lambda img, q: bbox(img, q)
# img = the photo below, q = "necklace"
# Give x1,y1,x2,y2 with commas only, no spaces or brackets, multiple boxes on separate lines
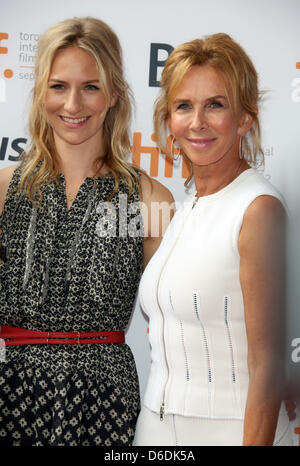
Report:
66,192,77,203
66,180,87,204
192,196,199,209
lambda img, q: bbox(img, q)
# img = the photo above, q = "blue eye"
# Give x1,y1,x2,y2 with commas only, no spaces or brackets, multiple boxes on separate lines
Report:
50,83,65,90
209,100,223,108
177,103,190,110
85,84,99,91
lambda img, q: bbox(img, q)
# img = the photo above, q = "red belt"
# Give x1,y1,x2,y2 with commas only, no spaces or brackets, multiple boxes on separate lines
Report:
0,325,125,346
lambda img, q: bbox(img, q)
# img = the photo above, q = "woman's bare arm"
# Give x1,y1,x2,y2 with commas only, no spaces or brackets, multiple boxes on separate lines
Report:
239,195,286,446
139,174,175,269
0,165,17,217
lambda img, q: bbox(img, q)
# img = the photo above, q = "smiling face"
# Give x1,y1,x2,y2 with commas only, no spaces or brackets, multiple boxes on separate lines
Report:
168,65,251,169
44,46,116,152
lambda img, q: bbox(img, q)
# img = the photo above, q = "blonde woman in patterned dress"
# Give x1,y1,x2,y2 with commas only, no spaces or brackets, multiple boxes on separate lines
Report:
0,17,173,446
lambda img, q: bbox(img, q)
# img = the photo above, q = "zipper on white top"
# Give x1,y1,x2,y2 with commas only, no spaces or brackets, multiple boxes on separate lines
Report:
158,307,169,421
157,198,195,422
157,275,170,422
160,402,165,421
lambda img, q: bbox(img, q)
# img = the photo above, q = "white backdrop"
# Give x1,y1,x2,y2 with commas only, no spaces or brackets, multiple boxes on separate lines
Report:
1,0,300,443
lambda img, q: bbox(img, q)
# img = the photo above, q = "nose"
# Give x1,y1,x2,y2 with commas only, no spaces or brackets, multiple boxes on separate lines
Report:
64,88,83,114
190,108,208,131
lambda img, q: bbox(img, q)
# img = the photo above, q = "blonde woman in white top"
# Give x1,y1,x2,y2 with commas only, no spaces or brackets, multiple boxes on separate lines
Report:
134,33,292,446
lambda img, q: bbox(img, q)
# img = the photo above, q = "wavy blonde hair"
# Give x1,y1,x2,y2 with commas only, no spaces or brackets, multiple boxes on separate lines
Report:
154,33,264,187
19,16,139,203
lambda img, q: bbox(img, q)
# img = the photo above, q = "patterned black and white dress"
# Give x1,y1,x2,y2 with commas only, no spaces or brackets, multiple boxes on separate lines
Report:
0,166,143,446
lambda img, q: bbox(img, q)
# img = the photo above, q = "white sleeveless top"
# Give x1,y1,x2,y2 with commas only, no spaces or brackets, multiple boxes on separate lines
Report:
139,169,285,419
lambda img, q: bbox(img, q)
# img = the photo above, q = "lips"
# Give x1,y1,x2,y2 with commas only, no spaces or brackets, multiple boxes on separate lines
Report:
188,137,216,149
61,116,89,123
59,115,90,128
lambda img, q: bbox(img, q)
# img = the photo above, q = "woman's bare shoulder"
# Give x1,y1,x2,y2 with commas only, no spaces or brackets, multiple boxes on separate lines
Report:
239,194,285,258
139,173,174,204
0,165,18,215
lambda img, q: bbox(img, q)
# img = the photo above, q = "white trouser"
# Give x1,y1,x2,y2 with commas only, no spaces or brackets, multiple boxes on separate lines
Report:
133,405,293,446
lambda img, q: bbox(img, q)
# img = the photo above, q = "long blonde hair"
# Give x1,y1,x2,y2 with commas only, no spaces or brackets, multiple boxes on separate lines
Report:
20,17,139,202
154,33,264,187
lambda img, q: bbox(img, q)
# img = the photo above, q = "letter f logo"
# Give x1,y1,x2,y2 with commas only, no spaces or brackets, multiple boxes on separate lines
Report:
0,33,8,54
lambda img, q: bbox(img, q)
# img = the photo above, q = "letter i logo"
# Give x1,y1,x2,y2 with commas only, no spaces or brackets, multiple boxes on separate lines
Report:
0,32,14,103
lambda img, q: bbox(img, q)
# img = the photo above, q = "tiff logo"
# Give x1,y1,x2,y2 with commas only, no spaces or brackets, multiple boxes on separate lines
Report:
0,32,13,103
131,132,189,179
0,32,8,54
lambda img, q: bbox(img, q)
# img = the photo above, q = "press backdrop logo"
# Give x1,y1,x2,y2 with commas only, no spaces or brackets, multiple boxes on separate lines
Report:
0,32,13,102
18,31,39,80
131,132,189,179
0,30,39,103
149,43,174,87
0,31,38,160
291,62,300,103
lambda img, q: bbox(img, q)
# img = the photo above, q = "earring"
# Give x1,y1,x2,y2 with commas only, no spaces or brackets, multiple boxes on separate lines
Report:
170,135,180,161
239,136,244,160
